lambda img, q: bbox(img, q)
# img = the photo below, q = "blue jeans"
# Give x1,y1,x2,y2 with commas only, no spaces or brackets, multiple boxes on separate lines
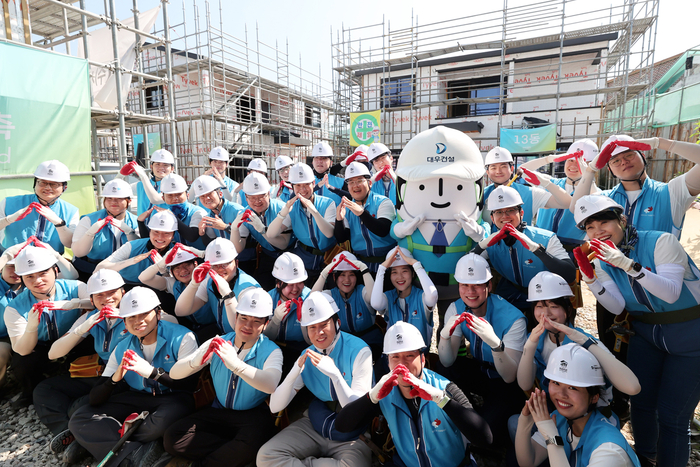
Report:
627,319,700,467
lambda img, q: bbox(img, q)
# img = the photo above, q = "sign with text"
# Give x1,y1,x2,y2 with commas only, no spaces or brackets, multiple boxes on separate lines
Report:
350,110,381,147
499,125,556,154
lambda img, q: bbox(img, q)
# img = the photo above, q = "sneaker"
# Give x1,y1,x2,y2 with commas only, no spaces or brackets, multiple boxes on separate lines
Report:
10,395,31,409
62,440,89,464
138,440,166,467
50,429,75,455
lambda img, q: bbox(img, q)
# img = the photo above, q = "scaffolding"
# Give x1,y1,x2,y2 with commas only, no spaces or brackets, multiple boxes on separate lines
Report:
331,0,659,176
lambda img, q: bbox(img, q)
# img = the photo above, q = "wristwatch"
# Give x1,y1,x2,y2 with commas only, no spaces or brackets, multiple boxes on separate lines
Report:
152,367,166,381
491,341,505,353
630,262,645,279
55,220,67,227
582,337,597,350
545,435,564,447
437,391,452,409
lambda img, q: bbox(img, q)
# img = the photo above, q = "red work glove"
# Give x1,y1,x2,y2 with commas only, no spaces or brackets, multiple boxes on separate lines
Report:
120,161,139,176
553,150,583,163
573,246,595,283
478,224,510,249
192,261,211,284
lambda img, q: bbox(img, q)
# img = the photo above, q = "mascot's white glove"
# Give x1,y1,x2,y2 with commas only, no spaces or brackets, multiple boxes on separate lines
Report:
454,211,485,242
393,215,424,238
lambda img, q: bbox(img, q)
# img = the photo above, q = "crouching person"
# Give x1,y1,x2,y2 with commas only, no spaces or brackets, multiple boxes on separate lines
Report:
337,321,493,466
257,291,374,467
162,289,282,467
68,287,199,467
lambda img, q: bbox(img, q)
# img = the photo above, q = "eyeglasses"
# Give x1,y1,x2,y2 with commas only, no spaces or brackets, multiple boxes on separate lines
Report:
346,178,368,187
37,180,63,190
492,208,519,217
609,152,637,168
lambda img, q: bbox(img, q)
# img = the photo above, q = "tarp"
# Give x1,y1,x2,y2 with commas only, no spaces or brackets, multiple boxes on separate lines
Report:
0,40,94,215
651,82,700,128
499,124,557,154
654,49,700,95
349,109,381,147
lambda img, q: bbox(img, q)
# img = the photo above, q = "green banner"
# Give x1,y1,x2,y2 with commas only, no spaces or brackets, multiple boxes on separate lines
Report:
0,41,94,215
499,125,557,154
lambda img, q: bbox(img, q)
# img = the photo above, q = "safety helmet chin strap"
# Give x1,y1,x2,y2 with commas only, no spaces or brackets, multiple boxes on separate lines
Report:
613,151,646,190
138,309,160,347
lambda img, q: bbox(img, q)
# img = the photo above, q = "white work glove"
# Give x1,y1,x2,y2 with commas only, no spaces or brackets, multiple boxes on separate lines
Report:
478,224,510,249
85,217,110,236
25,305,43,333
589,239,634,272
35,204,64,226
464,313,502,350
52,298,93,310
110,217,134,235
232,210,246,229
393,215,424,238
635,137,659,149
402,369,446,404
73,306,120,336
1,242,26,262
272,300,293,324
313,355,343,382
440,313,469,340
154,253,168,274
504,224,541,252
209,271,232,297
122,350,155,378
188,338,216,369
368,365,408,403
521,168,552,188
246,211,266,233
454,211,485,242
215,340,247,374
5,205,36,224
349,259,368,273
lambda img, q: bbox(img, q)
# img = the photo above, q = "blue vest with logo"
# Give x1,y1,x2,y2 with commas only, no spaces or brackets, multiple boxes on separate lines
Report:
84,309,130,363
82,209,139,262
173,280,215,326
301,331,369,402
315,173,345,206
206,271,261,334
600,230,700,314
535,178,585,244
371,177,396,205
330,286,375,334
210,332,280,410
3,194,78,255
113,320,192,395
385,286,433,345
456,294,525,379
242,199,290,254
8,279,82,342
603,177,679,238
204,200,246,241
379,369,467,467
136,178,161,215
553,409,640,467
267,286,310,343
289,194,336,252
118,238,174,284
485,182,537,226
347,192,396,258
273,185,294,203
487,225,556,288
0,279,21,339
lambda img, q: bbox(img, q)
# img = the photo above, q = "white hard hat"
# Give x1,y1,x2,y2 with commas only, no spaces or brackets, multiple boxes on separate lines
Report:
527,271,573,302
454,253,492,284
368,142,390,161
34,160,70,182
329,252,360,272
396,126,484,182
205,238,238,265
355,144,369,153
486,185,523,211
147,210,178,232
345,162,371,179
312,142,333,158
165,248,198,268
87,269,125,295
160,173,188,194
119,287,161,318
192,175,222,198
247,159,268,173
544,343,605,387
300,291,338,326
103,179,133,198
243,172,271,196
275,155,294,171
573,195,624,230
209,147,229,162
383,321,426,354
484,147,514,166
566,139,598,163
236,288,273,318
288,163,315,184
151,149,175,165
601,134,637,158
14,245,58,276
385,247,414,268
272,252,308,284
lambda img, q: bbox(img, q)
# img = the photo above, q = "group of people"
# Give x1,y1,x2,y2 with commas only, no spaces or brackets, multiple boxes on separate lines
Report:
0,129,699,467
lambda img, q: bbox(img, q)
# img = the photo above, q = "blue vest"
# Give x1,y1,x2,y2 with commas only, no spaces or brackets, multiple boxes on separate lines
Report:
242,199,290,254
166,202,207,249
210,332,280,410
486,225,556,288
456,294,525,379
384,286,433,345
315,173,345,206
553,409,640,467
118,238,174,284
346,192,396,259
379,369,467,467
600,230,700,314
274,185,294,203
267,287,310,343
113,320,192,395
603,177,679,238
535,178,585,245
85,309,130,363
136,178,161,215
8,280,82,342
206,271,261,333
3,194,78,255
301,332,369,402
81,209,139,262
204,200,246,241
289,194,336,252
330,286,375,334
485,182,537,226
173,280,215,326
0,279,21,339
371,177,396,205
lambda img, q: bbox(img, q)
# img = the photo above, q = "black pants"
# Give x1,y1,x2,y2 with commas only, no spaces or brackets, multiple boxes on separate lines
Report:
163,403,276,467
69,390,195,465
33,374,100,435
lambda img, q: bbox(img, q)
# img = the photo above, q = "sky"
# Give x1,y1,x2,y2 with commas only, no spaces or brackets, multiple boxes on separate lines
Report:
91,0,697,91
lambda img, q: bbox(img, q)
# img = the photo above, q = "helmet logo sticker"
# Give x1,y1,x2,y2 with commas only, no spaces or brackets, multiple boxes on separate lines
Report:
435,143,447,154
131,299,138,307
498,195,504,202
579,206,587,213
251,299,257,307
535,284,542,292
308,307,315,317
27,259,34,267
215,250,221,258
47,168,54,175
559,360,568,372
395,333,403,345
101,278,107,284
467,267,474,276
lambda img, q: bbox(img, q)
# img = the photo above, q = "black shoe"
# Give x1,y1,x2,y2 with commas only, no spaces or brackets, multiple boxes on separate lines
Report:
11,395,31,409
62,440,89,464
50,429,75,455
151,453,173,467
139,440,166,467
